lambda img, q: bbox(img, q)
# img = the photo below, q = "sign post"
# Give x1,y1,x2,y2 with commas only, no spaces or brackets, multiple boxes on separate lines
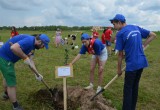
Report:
55,65,73,110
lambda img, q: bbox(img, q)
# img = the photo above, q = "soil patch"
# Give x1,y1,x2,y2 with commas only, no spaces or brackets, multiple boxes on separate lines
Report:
30,86,116,110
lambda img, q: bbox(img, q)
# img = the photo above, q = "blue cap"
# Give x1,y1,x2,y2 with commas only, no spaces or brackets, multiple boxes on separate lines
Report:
39,34,50,49
110,14,126,22
81,33,91,40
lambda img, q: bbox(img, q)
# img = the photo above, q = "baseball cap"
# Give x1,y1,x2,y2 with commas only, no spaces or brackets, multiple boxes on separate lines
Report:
39,34,50,49
81,33,91,40
110,14,126,22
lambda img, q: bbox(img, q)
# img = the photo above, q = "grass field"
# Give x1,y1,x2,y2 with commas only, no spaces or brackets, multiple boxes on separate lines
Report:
0,30,159,110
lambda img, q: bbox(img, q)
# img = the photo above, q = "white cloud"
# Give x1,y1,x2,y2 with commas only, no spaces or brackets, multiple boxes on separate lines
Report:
24,16,45,26
0,0,159,31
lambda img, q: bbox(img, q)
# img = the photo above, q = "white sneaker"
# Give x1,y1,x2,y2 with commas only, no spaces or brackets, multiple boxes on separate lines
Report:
84,83,93,90
96,86,102,93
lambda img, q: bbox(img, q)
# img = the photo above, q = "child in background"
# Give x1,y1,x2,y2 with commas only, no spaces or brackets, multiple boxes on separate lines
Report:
10,26,19,39
55,28,62,48
92,29,99,39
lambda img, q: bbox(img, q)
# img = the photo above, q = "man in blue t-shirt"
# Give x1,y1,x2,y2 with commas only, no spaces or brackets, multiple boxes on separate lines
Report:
70,33,108,93
110,14,156,110
0,34,50,110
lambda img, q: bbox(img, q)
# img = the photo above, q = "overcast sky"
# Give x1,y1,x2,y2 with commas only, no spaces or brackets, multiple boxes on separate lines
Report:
0,0,160,31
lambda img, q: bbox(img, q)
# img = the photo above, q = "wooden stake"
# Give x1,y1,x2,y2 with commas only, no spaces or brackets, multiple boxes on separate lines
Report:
63,77,67,110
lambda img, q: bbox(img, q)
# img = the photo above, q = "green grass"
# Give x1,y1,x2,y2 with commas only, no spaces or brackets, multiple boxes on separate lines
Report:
0,30,160,110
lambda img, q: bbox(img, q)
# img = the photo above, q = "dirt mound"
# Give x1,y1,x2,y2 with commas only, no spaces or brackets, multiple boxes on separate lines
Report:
31,86,116,110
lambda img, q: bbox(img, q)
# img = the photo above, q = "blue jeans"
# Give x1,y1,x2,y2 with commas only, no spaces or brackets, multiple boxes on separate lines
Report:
122,68,143,110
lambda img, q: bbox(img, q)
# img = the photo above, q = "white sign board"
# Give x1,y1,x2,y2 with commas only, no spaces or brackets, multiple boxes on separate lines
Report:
0,42,3,46
58,67,71,77
55,65,73,78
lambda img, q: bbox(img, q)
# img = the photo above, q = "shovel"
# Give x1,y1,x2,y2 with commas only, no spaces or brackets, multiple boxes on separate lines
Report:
90,66,126,101
29,66,54,96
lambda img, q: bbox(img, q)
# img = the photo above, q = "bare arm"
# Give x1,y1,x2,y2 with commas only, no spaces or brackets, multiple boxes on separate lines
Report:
70,54,81,65
10,43,28,59
29,56,39,73
117,51,123,76
143,32,157,47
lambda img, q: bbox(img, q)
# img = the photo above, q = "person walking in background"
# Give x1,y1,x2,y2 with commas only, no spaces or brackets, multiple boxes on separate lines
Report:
10,26,19,39
101,28,107,46
0,34,50,110
110,14,156,110
70,33,108,93
104,26,113,56
55,28,62,48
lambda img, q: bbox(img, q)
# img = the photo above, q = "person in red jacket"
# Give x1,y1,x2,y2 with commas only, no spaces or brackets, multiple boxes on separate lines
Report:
101,29,106,46
105,26,113,56
10,26,19,39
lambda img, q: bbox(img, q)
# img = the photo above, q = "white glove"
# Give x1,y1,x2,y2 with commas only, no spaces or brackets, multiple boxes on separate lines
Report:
23,57,34,68
35,74,43,81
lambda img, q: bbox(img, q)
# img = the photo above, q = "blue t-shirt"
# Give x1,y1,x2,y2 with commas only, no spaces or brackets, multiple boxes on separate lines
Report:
0,34,35,63
79,39,105,55
115,25,150,71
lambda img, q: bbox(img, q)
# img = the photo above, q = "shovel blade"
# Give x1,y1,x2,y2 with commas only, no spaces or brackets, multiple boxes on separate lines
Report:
90,88,105,101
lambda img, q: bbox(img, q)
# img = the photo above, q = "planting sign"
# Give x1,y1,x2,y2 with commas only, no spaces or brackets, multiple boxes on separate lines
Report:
55,65,73,78
58,67,70,76
55,65,73,110
0,42,3,47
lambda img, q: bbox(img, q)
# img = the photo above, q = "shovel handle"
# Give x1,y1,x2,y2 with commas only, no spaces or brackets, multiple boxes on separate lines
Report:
29,66,51,90
90,66,126,101
104,66,126,89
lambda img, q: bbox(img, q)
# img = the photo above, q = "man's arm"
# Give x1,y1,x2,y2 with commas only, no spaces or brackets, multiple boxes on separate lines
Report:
117,51,123,76
143,32,156,47
10,43,28,59
29,56,38,73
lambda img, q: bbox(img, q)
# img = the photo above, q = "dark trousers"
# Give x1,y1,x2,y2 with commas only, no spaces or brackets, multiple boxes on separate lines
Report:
122,68,143,110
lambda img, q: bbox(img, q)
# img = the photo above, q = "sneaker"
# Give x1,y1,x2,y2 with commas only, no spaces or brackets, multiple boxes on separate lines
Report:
112,49,115,51
13,105,24,110
84,83,93,90
96,86,102,93
1,92,9,100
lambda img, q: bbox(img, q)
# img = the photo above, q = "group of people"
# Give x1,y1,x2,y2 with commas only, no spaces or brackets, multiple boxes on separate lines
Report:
101,27,113,56
0,14,157,110
70,14,156,110
54,28,77,49
91,26,113,57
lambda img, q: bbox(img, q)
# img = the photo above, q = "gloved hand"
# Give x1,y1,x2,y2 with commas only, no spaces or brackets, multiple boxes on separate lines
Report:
35,74,43,81
23,57,34,68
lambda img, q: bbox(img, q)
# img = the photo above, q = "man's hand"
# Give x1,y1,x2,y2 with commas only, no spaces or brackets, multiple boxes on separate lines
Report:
117,69,122,76
35,74,43,81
